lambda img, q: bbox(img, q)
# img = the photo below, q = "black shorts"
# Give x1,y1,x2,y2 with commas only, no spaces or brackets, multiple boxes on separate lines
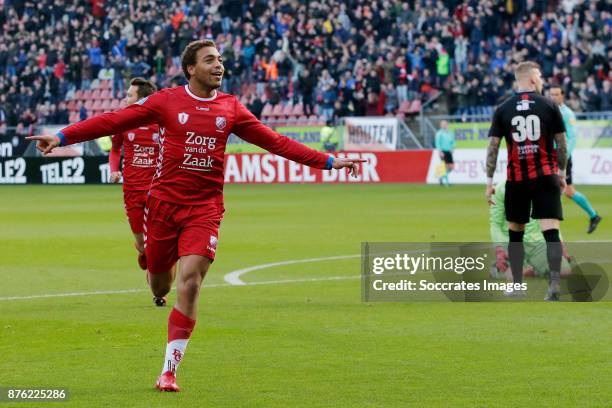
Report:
566,157,573,185
504,175,563,224
442,151,453,164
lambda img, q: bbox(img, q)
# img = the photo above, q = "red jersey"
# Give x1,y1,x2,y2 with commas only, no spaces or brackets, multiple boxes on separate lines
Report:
109,125,160,191
58,85,331,205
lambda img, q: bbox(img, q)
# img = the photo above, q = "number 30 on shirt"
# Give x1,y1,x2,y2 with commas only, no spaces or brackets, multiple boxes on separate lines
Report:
511,115,541,142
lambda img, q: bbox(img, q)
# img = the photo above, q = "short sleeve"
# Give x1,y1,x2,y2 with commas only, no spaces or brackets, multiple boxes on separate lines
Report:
488,108,502,138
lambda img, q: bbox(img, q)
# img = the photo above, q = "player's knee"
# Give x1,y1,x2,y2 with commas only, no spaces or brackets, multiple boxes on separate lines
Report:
179,276,202,299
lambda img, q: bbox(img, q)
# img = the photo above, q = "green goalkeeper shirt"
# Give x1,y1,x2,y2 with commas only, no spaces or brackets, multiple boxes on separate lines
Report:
489,182,544,243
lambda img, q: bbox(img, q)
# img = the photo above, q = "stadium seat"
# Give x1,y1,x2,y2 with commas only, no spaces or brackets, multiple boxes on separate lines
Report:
84,100,94,110
101,99,111,111
110,99,121,110
100,89,111,100
261,103,273,118
296,115,308,126
92,100,102,111
307,115,319,125
69,112,79,123
282,103,294,117
292,103,304,116
408,99,422,114
398,100,411,113
91,89,101,100
73,90,83,100
67,100,76,111
271,104,284,117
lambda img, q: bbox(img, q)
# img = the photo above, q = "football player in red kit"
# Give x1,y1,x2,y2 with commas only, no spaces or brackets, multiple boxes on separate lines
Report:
28,40,364,392
108,77,171,307
108,79,158,266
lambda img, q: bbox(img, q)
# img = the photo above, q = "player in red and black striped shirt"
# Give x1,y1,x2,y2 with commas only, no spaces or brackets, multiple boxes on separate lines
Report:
485,62,568,301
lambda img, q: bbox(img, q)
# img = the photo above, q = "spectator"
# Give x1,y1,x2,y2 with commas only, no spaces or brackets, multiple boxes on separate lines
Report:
55,102,70,124
246,94,263,120
298,69,316,117
88,40,103,79
600,80,612,112
383,83,398,114
0,0,610,129
78,101,88,122
320,84,337,120
111,56,127,98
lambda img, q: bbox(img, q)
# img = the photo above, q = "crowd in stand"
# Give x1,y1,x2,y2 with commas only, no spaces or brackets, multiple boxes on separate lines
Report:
0,0,611,134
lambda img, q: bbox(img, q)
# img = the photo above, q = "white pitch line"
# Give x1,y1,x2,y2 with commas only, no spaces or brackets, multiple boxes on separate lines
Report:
223,254,361,285
0,275,360,302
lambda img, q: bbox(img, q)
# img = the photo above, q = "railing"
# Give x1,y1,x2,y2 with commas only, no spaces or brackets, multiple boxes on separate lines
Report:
421,111,612,148
418,90,444,147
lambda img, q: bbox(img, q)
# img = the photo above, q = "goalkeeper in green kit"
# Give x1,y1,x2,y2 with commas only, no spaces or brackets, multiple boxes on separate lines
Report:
489,182,572,281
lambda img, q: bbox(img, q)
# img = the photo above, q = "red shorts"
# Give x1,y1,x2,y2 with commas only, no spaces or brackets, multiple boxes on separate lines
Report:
123,190,148,234
144,195,224,274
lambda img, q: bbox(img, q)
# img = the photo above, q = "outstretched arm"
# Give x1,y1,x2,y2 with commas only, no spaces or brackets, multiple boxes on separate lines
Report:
27,92,165,155
232,99,365,176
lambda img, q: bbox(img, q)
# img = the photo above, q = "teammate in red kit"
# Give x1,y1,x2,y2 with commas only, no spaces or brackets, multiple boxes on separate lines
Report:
28,40,364,392
108,77,170,307
108,79,159,263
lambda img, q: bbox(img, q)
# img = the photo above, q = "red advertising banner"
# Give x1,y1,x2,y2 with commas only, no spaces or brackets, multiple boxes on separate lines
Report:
223,151,433,184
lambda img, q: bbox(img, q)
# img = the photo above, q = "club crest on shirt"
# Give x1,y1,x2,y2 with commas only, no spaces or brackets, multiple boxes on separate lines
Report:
215,116,226,131
208,235,218,252
178,112,189,124
127,132,135,142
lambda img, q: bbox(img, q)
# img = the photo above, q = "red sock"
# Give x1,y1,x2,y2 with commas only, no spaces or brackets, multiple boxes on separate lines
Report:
168,307,196,342
162,307,196,375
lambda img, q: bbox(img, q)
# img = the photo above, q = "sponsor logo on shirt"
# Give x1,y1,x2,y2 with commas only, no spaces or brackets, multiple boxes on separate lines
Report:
178,112,189,125
132,144,156,167
180,131,217,172
516,99,535,111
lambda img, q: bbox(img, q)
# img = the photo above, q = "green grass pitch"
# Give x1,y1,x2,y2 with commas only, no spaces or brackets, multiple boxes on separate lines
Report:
1,184,611,407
